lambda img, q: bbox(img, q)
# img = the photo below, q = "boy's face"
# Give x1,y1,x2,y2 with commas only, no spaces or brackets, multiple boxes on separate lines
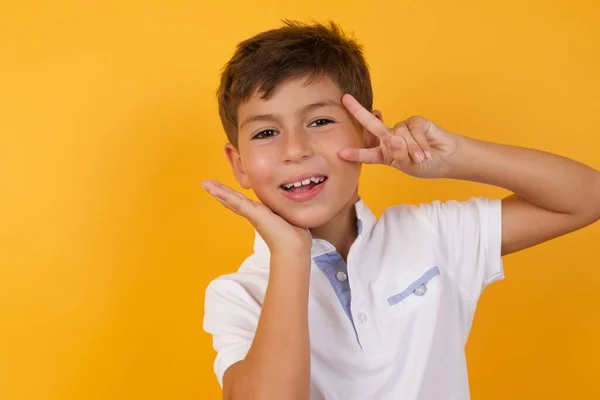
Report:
225,75,376,229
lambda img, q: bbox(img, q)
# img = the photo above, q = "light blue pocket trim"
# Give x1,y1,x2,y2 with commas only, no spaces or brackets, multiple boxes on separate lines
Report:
387,266,440,306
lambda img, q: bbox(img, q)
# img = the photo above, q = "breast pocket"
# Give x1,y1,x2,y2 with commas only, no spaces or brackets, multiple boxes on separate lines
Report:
384,265,441,318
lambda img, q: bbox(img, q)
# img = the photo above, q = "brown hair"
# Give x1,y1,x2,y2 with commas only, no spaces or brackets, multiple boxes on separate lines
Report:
217,20,373,147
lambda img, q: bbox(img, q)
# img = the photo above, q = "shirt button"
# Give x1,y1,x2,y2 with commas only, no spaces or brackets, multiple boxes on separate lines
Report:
414,284,427,296
357,312,368,323
311,244,317,252
335,271,347,282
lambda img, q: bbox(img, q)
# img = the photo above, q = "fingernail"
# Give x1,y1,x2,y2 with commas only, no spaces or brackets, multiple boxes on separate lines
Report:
425,151,432,160
415,152,424,163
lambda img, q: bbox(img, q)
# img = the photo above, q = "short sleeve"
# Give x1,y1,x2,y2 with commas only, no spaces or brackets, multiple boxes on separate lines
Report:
419,197,504,304
203,278,261,387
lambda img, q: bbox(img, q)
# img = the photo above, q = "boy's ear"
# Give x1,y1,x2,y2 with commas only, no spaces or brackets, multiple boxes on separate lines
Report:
224,143,251,189
363,109,384,149
371,109,383,122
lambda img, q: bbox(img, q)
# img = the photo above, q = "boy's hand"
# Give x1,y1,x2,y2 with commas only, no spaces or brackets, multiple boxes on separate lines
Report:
339,94,461,179
202,180,312,256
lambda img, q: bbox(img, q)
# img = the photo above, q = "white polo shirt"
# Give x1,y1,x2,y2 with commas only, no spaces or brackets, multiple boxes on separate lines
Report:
204,197,504,400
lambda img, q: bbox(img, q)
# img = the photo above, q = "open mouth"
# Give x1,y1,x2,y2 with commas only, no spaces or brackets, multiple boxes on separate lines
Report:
280,175,328,193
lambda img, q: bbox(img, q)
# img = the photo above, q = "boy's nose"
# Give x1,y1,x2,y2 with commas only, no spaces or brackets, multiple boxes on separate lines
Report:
282,131,313,163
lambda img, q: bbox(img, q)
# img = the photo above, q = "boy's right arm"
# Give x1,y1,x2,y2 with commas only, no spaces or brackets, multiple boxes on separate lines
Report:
203,180,312,400
223,251,311,400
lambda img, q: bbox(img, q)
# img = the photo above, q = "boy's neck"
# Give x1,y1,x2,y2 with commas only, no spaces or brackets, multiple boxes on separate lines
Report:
309,192,360,262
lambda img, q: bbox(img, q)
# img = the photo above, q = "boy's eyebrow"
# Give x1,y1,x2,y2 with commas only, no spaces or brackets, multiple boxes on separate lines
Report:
239,114,278,129
301,99,341,113
239,100,342,129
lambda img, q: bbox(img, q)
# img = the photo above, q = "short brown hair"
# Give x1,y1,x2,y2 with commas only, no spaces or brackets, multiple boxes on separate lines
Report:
217,20,373,147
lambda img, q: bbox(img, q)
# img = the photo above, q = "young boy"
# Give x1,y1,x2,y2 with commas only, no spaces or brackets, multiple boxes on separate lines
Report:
202,21,600,400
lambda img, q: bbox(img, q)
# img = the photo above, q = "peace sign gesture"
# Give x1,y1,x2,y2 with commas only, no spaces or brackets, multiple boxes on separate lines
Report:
338,94,461,179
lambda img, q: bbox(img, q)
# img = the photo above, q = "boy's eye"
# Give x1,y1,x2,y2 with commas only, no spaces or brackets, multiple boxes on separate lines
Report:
309,118,335,127
253,129,277,139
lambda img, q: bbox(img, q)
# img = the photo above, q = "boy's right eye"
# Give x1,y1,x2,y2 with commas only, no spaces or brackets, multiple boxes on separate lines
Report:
252,129,277,139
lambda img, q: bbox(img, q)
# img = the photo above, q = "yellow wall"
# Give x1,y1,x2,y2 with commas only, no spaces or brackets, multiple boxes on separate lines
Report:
1,0,599,399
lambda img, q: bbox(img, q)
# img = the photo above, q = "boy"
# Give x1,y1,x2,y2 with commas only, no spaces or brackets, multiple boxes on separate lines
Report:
202,21,600,400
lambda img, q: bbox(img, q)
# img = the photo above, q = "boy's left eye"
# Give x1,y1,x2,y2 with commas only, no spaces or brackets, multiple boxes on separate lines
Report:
309,118,335,127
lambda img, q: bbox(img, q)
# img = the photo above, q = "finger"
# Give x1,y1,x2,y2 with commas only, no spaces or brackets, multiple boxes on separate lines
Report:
202,180,258,220
207,180,248,202
393,122,425,163
202,180,244,210
406,116,432,159
338,147,384,164
388,135,411,164
341,94,391,140
213,194,241,215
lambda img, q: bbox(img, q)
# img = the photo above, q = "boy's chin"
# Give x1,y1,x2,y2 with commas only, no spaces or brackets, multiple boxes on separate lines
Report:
278,209,331,230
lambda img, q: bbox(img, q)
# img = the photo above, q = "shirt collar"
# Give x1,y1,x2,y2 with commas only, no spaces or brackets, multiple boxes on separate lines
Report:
252,198,376,258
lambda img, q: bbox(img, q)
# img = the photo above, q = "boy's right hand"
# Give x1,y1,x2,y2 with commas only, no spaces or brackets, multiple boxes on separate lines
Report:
202,180,312,257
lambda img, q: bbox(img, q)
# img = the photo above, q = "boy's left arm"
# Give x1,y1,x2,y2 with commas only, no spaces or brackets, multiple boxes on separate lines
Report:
446,136,600,255
339,94,600,256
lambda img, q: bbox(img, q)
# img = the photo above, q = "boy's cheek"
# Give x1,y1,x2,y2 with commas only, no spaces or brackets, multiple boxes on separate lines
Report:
245,167,282,198
321,134,361,156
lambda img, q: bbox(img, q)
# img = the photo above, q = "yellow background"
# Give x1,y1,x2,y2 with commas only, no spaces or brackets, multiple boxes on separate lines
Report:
1,0,599,399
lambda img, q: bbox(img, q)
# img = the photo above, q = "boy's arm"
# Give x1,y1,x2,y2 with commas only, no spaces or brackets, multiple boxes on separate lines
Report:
223,252,311,400
338,94,600,256
446,136,600,255
203,180,312,400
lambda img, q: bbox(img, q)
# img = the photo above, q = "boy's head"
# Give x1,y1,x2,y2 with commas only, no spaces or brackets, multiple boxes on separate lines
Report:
217,20,381,229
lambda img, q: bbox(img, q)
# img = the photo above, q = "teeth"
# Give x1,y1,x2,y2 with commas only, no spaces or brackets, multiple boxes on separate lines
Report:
283,176,326,189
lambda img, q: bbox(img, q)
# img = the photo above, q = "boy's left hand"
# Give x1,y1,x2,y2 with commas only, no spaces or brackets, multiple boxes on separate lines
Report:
339,94,461,179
